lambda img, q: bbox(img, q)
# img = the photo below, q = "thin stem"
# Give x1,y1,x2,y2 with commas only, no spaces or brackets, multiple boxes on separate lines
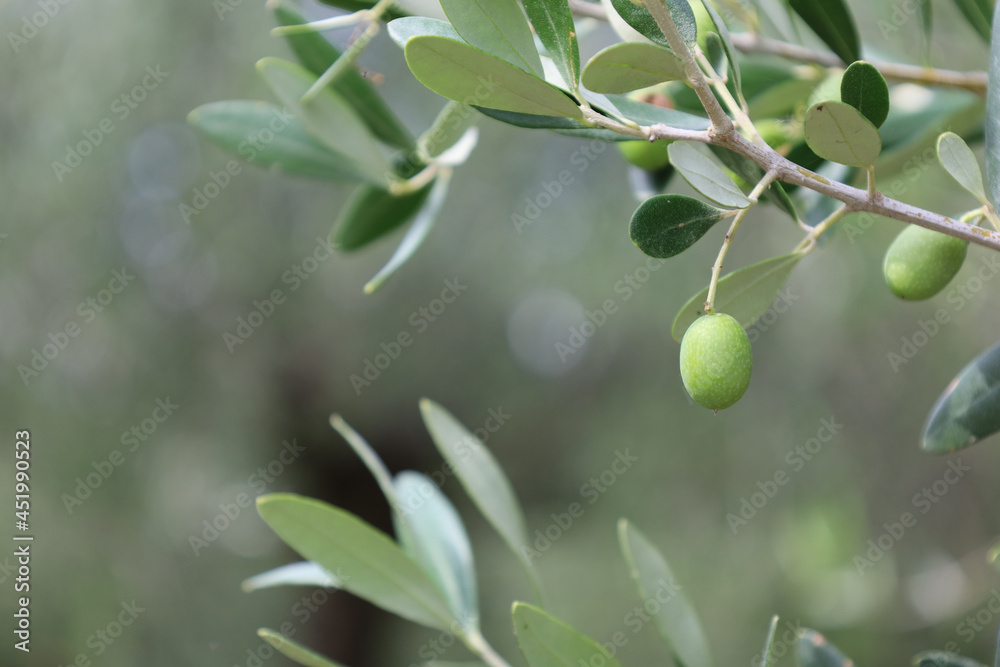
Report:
694,48,757,139
794,204,851,254
705,174,776,312
866,165,877,201
640,0,734,134
300,0,395,103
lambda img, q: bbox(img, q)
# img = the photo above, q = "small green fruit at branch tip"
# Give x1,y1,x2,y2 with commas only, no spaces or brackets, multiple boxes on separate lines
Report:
619,140,671,171
679,313,753,410
883,225,968,300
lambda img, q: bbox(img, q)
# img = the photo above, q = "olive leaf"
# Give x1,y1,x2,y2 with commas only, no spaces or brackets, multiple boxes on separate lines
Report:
804,101,881,167
923,340,1000,453
512,603,622,667
668,142,752,209
581,43,687,94
938,131,990,204
258,629,347,667
523,0,582,93
840,61,890,129
796,629,853,667
608,0,698,48
788,0,860,64
629,194,729,259
439,0,543,76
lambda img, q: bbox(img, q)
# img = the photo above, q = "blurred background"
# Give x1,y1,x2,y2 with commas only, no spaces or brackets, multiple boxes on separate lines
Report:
3,0,1000,665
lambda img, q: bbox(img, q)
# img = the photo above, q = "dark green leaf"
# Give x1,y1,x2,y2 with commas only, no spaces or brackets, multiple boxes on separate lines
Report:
700,0,742,98
671,253,802,341
187,101,365,181
629,194,727,259
704,32,726,77
788,0,860,64
404,36,583,118
388,17,465,47
440,0,543,76
256,494,454,629
333,183,433,252
395,472,479,627
257,58,391,185
258,629,346,667
953,0,994,41
473,107,621,140
804,101,881,167
796,629,852,667
609,0,698,48
512,603,621,667
912,651,987,667
840,61,890,128
923,340,1000,453
523,0,581,92
273,4,414,150
986,0,1000,209
582,42,687,94
618,520,711,667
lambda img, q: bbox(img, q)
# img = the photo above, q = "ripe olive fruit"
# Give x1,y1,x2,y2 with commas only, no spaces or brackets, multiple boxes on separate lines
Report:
883,225,968,300
679,313,753,410
618,140,671,171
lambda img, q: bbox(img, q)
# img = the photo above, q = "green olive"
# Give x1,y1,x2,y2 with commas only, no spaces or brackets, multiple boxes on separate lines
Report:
883,225,968,300
618,140,671,171
679,313,753,410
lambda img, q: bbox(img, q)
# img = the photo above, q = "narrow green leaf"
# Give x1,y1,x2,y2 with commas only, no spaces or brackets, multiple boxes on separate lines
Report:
471,107,624,140
788,0,860,64
761,616,780,667
804,101,881,167
256,494,454,630
618,520,711,667
700,0,742,99
923,340,1000,453
668,142,751,208
582,43,687,94
512,603,621,667
523,0,582,93
328,414,400,507
840,61,890,129
187,101,364,181
420,102,476,158
937,131,989,203
256,58,391,186
671,253,802,342
241,562,340,593
395,472,479,628
388,17,465,47
704,33,727,78
610,95,710,130
629,194,728,259
985,0,1000,210
920,0,933,60
912,651,987,667
440,0,543,76
273,4,414,150
364,174,452,294
258,629,347,667
796,629,852,667
418,399,540,595
953,0,994,41
404,36,583,118
333,182,434,251
609,0,698,48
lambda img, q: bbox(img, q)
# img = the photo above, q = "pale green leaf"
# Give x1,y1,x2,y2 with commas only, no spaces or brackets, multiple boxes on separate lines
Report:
618,520,711,667
581,42,687,94
986,0,1000,209
256,494,454,629
258,629,346,667
440,0,543,76
671,253,802,342
937,131,989,203
668,142,751,208
388,16,464,47
512,603,621,667
404,36,583,118
241,562,340,593
804,100,881,167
